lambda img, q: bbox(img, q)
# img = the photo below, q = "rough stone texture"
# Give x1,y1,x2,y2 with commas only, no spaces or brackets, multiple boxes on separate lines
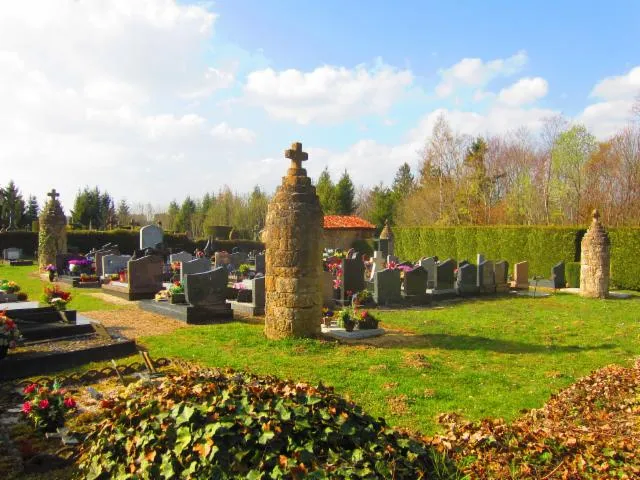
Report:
38,189,67,270
379,219,394,256
264,142,323,339
580,210,610,298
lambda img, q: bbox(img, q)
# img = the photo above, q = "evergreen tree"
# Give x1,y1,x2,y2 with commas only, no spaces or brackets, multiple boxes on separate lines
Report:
116,199,131,226
368,184,395,229
23,195,39,227
0,180,25,229
176,197,197,233
167,200,180,231
334,170,356,215
315,167,336,214
391,163,415,200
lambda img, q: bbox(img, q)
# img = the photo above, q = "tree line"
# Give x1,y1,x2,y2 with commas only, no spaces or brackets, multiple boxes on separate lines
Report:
0,181,39,230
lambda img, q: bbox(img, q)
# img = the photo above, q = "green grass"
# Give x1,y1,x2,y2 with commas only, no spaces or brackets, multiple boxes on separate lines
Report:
141,293,640,434
0,263,124,311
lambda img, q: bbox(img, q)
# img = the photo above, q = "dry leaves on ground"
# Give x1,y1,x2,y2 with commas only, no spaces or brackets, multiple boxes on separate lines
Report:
83,308,187,339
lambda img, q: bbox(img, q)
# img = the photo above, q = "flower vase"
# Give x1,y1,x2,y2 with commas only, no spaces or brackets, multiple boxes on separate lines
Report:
0,345,8,360
170,293,185,304
343,319,355,332
119,272,127,283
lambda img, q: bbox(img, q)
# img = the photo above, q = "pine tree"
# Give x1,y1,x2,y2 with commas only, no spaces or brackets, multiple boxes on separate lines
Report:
391,163,415,200
334,170,356,215
167,201,180,231
117,199,131,226
24,195,39,227
0,180,25,229
315,167,336,214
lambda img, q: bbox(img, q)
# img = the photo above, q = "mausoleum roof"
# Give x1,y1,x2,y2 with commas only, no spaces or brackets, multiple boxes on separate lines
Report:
323,215,376,230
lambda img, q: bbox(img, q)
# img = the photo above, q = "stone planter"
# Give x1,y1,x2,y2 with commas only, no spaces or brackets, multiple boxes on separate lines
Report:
343,319,355,332
170,293,186,304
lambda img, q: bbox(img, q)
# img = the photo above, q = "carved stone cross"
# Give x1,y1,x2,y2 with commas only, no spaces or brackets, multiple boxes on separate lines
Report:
47,189,60,201
285,142,308,170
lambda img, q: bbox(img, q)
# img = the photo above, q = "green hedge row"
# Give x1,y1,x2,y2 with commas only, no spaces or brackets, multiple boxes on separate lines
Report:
566,262,581,288
395,226,640,291
0,230,264,256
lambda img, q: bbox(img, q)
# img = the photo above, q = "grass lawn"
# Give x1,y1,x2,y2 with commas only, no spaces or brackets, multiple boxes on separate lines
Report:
0,263,124,311
141,293,640,434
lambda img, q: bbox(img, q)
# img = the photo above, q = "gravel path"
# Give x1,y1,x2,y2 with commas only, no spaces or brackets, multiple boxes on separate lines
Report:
83,308,187,339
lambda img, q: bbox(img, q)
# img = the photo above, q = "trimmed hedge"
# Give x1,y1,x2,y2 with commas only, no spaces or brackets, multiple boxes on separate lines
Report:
609,228,640,291
0,230,264,256
566,262,581,288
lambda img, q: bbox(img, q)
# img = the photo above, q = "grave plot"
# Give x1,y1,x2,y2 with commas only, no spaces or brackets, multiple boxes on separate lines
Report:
139,267,233,324
0,303,136,380
101,254,164,301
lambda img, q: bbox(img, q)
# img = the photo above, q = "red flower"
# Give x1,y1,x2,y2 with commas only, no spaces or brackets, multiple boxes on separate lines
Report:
360,310,368,319
21,402,32,414
173,281,181,287
23,384,37,395
39,399,50,409
5,319,15,329
64,397,76,409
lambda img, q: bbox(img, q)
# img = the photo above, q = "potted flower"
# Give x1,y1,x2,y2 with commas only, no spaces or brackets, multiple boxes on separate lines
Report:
321,307,334,327
338,309,355,332
22,380,77,432
355,309,379,330
0,280,21,294
68,258,92,275
168,281,185,304
0,312,21,360
42,285,72,311
352,289,375,308
45,264,57,282
238,263,251,280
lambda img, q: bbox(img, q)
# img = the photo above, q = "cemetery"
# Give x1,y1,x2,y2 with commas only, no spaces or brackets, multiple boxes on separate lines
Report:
0,141,639,479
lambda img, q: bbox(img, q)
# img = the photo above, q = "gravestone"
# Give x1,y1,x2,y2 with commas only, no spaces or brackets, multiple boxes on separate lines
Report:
387,255,399,265
371,251,385,275
476,254,485,287
495,260,509,292
420,257,437,289
374,268,402,305
264,142,323,339
170,251,193,264
435,259,456,291
203,239,213,257
403,266,430,304
180,257,211,284
231,247,240,254
552,261,566,289
255,252,265,275
214,251,232,269
377,238,389,258
127,255,163,299
140,224,163,250
94,248,120,277
102,254,131,276
230,251,248,270
3,248,21,261
251,275,266,313
458,260,469,268
456,263,479,295
479,260,496,293
580,210,610,298
511,261,529,289
38,189,67,269
183,267,233,321
341,258,365,302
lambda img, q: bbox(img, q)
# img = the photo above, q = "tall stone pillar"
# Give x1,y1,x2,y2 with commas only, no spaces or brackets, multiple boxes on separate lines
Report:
380,219,394,256
264,142,323,339
580,209,610,298
38,189,68,270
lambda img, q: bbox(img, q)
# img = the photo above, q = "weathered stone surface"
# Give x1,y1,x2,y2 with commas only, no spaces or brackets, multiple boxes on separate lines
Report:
580,210,610,298
512,261,529,289
38,189,67,269
264,142,323,339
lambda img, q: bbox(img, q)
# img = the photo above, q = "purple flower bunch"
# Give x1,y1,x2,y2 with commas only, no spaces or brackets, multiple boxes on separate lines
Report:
68,259,92,266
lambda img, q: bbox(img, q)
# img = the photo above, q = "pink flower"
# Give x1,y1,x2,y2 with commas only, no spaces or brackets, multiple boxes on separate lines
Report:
64,397,76,409
21,402,32,414
23,384,37,395
39,399,49,409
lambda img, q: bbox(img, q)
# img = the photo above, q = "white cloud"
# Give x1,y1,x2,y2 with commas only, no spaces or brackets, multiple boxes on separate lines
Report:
436,50,527,97
180,67,235,99
578,66,640,137
243,60,414,124
498,77,549,106
210,122,256,143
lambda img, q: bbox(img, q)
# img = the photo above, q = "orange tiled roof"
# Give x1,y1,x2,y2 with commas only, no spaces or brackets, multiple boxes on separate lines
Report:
323,215,376,230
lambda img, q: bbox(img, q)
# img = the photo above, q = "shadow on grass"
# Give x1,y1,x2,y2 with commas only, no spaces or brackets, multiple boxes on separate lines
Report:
358,332,616,354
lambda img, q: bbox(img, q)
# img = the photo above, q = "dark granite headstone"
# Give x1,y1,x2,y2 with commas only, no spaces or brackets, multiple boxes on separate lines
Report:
252,275,265,309
128,255,163,294
403,266,430,304
456,263,479,295
255,252,265,275
479,260,496,293
184,267,228,307
436,258,456,290
374,268,401,305
203,239,213,257
341,258,365,300
377,238,389,258
419,257,437,289
180,257,211,284
94,248,120,277
552,261,566,289
230,251,248,270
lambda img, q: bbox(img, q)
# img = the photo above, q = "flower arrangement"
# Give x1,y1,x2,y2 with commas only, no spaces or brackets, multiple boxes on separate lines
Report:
79,273,99,283
42,285,72,311
170,261,181,273
0,311,21,354
168,281,184,295
68,259,92,267
238,264,251,276
355,309,379,330
352,289,374,307
0,280,20,294
321,307,334,326
44,264,56,272
337,309,355,332
22,380,77,432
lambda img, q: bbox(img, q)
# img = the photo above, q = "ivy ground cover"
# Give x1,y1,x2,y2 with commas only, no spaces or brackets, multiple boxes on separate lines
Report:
141,293,640,435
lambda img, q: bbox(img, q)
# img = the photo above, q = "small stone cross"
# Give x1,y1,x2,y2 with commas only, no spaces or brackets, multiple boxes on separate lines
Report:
285,142,308,170
47,189,60,201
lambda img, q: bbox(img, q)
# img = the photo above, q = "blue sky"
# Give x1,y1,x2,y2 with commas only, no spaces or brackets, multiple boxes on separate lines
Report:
1,0,639,210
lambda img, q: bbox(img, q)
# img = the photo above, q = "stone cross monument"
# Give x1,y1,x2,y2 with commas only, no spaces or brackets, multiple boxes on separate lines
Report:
580,209,610,298
379,219,395,256
38,188,68,269
264,142,323,339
